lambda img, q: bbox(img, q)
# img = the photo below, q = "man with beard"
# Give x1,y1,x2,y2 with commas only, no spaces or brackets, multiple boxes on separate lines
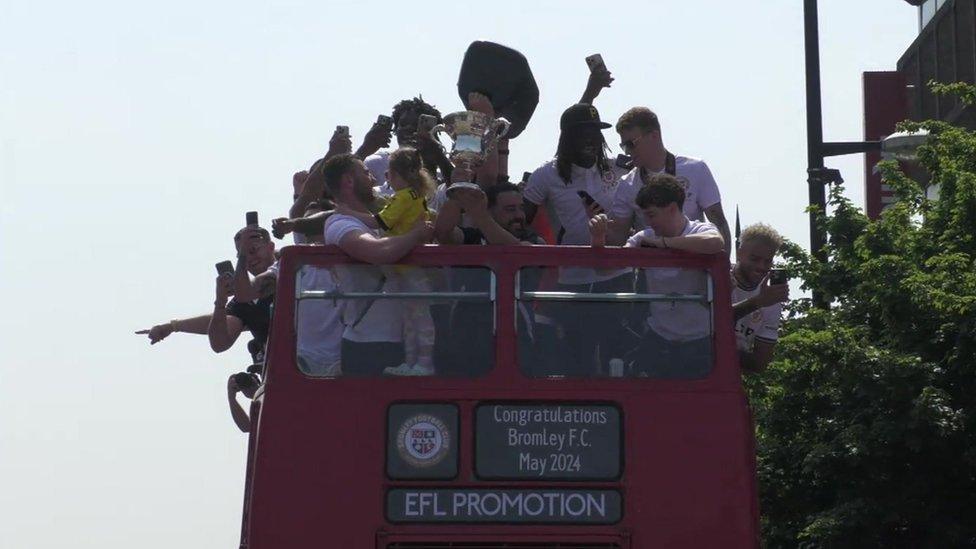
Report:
435,182,543,246
521,103,631,376
321,153,434,375
433,182,546,376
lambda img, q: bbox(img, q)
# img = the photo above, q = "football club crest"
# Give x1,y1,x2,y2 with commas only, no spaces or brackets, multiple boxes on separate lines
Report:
396,414,450,468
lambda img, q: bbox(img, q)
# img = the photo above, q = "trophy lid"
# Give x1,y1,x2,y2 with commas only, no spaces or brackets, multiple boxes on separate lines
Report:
457,41,538,140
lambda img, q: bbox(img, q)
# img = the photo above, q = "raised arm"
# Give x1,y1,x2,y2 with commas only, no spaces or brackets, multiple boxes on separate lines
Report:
208,273,245,353
291,130,350,218
580,66,614,105
355,121,392,160
467,92,500,186
732,281,789,322
433,198,465,244
454,188,523,246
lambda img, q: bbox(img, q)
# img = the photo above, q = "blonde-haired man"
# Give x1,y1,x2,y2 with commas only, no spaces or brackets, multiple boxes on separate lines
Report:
732,223,790,372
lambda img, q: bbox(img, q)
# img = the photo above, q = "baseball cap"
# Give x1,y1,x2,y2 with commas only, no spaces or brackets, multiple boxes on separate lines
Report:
560,103,612,131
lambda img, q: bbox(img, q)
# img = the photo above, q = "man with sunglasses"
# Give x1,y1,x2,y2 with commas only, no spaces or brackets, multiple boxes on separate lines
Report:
609,107,731,257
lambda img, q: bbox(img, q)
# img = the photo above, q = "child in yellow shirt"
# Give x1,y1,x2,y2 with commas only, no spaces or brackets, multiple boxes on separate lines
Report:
377,148,437,376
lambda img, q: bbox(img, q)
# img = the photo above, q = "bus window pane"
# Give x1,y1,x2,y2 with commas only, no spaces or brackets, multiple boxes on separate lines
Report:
517,266,713,379
295,265,494,378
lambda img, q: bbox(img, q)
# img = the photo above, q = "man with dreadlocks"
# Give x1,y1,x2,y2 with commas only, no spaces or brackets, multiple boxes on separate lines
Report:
522,103,632,377
365,96,454,199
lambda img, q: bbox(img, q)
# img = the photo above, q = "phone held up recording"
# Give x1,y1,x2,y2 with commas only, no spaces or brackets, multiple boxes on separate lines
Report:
418,114,438,134
585,53,606,73
245,211,259,227
769,269,788,285
215,260,234,276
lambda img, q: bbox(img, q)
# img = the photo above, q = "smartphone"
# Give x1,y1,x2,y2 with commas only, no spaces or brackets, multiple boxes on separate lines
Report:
376,115,393,129
585,53,606,72
577,190,597,206
521,171,532,184
615,154,633,169
769,269,788,285
418,113,438,133
245,211,258,227
336,125,350,138
215,260,234,276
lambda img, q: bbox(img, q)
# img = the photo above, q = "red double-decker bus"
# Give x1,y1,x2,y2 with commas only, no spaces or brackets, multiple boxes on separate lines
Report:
238,244,759,548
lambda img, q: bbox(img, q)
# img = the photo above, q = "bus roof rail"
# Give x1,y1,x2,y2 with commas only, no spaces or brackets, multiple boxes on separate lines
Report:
518,290,711,303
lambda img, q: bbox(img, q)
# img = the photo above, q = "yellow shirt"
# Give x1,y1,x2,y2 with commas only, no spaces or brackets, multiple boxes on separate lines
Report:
378,188,429,236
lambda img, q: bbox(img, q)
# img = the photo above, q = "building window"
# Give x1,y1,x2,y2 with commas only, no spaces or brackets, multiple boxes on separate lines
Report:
920,0,947,31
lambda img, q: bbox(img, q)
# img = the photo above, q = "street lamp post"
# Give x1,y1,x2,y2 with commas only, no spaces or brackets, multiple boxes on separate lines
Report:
803,0,882,308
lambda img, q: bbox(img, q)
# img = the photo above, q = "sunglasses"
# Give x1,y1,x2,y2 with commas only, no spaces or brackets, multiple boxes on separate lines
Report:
620,132,649,152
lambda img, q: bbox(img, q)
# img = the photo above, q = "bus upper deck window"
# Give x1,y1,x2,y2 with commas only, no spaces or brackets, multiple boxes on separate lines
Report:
516,266,714,379
294,264,495,378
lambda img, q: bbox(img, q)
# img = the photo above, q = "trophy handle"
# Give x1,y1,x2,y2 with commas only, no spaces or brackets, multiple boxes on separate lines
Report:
429,123,449,154
492,117,511,140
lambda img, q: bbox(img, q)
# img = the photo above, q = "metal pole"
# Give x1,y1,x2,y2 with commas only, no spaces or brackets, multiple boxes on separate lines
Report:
803,0,828,308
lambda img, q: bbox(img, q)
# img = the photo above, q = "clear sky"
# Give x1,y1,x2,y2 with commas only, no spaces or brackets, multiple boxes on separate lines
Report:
0,1,918,546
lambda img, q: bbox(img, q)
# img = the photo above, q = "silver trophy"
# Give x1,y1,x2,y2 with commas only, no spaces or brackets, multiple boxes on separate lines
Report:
430,111,511,197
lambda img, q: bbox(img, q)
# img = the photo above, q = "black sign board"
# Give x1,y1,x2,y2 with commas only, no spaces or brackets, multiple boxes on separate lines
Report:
387,488,621,524
387,403,458,480
475,403,621,480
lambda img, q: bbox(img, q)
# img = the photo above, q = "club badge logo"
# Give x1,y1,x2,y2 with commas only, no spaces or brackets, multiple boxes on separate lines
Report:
397,414,450,468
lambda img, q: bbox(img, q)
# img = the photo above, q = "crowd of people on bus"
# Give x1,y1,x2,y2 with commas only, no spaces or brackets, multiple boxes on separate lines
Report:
137,62,790,431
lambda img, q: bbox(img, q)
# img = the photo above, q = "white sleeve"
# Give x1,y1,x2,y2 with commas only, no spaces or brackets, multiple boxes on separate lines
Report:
428,184,449,213
610,172,638,221
324,218,366,246
689,221,720,235
522,168,549,206
624,231,645,248
695,161,721,211
755,302,783,343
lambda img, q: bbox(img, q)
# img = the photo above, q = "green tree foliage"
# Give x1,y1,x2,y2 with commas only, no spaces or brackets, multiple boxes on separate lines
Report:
748,83,976,547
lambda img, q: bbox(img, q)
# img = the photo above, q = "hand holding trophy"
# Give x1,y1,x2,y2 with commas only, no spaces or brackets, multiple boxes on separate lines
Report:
429,110,511,199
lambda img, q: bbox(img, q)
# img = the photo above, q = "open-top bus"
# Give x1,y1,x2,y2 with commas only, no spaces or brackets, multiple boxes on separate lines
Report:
238,244,759,548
